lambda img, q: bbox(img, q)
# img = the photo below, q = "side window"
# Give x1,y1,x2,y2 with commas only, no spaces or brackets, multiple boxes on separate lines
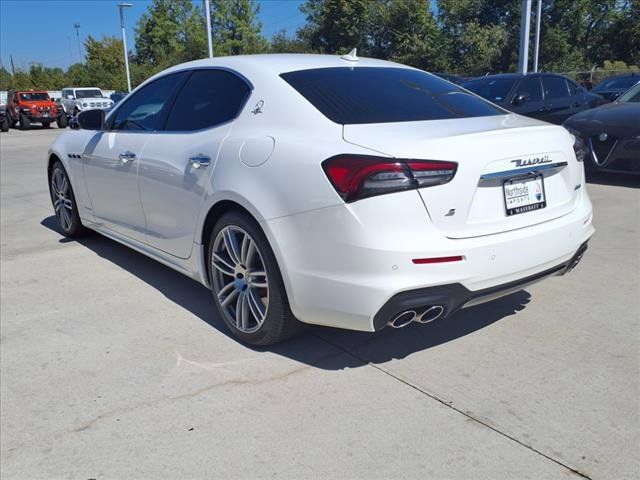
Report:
516,76,543,101
542,76,569,99
164,69,251,131
110,72,187,131
567,80,580,95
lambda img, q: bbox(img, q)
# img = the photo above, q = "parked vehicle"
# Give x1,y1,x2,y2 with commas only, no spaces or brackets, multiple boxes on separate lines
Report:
463,73,605,124
591,73,639,102
60,87,114,114
0,103,9,132
7,90,67,129
564,83,640,174
48,54,593,345
109,91,127,105
432,73,468,85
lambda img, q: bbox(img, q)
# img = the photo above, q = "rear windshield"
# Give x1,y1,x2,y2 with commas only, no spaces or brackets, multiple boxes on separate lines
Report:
463,77,518,103
280,67,503,124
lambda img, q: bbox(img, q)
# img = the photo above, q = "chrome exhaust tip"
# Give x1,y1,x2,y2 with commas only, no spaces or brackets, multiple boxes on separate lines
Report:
415,305,444,324
388,310,417,329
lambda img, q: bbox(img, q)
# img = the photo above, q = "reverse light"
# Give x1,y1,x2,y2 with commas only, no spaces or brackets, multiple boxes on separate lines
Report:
322,154,457,202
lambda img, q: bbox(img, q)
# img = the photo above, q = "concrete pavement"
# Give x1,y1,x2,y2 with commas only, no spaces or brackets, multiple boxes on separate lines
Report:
1,127,638,479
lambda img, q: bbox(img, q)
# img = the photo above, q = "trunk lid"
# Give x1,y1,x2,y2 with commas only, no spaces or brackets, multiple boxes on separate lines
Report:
343,114,582,238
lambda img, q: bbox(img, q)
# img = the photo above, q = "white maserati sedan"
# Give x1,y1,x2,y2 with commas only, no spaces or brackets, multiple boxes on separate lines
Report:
48,53,594,345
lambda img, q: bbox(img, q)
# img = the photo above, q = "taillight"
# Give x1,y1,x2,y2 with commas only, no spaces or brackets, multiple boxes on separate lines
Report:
322,154,457,202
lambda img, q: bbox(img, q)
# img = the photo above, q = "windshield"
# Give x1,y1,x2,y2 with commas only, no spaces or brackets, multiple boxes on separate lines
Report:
19,92,50,101
594,76,639,91
462,77,517,103
281,67,503,125
76,89,103,99
616,83,640,103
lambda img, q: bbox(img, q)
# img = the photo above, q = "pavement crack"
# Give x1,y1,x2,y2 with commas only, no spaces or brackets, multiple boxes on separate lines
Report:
313,333,594,480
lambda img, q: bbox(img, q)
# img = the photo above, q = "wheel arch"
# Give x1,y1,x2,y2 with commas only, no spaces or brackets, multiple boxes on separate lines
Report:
197,195,295,308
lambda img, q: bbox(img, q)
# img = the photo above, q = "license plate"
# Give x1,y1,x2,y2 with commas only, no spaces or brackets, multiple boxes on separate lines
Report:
41,113,49,118
503,174,546,216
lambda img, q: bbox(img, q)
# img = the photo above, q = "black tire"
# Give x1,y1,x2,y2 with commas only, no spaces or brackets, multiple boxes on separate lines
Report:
42,120,51,128
0,118,8,132
49,161,86,238
19,114,30,130
207,211,301,346
57,114,68,128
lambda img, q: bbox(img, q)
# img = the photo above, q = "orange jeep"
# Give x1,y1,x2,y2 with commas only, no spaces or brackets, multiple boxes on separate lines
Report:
6,90,67,130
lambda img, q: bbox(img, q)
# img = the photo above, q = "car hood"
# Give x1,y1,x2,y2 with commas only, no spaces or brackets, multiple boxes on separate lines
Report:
564,102,640,137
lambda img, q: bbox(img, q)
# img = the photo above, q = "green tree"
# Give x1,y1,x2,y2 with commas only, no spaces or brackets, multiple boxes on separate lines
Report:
299,0,371,54
135,0,206,69
369,0,448,70
270,29,310,53
0,67,15,91
84,35,128,91
210,0,268,56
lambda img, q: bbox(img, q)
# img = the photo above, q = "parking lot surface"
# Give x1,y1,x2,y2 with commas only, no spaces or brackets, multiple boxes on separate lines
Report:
1,127,639,479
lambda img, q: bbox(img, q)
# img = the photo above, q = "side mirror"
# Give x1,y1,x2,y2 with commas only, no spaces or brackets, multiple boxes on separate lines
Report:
512,93,530,105
76,109,105,130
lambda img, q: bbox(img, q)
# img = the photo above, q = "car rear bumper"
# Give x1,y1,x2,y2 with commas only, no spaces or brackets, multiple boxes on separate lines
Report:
372,241,588,330
266,188,594,332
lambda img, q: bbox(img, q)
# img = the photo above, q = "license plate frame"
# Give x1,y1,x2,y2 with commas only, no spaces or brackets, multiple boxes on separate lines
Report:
503,174,547,216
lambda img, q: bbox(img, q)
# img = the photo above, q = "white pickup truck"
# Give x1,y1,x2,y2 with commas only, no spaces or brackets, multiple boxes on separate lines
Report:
60,87,114,115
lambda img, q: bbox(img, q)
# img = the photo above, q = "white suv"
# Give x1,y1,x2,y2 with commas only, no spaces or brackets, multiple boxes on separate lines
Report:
60,87,113,114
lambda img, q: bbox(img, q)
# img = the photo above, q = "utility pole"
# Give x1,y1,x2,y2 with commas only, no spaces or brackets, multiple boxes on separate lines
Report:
204,0,213,58
518,0,532,74
533,0,542,72
118,3,133,92
10,55,16,75
74,23,82,61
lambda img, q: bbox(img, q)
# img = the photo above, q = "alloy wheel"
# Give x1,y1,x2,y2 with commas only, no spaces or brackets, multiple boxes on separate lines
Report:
211,226,269,334
51,169,73,231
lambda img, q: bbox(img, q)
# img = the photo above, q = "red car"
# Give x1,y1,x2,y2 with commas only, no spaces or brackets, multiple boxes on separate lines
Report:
6,90,67,130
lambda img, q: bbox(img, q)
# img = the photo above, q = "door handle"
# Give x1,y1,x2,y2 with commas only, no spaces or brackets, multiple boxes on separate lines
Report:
119,151,136,164
538,106,550,112
189,154,211,169
571,102,581,108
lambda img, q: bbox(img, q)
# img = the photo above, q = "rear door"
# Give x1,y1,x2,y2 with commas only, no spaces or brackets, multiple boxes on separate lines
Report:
138,69,251,258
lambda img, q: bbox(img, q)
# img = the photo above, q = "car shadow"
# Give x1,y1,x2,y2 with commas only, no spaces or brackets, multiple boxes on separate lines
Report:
41,215,531,370
586,170,639,188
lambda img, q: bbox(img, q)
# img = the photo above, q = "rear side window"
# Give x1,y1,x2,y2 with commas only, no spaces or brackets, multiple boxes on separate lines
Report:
281,67,503,125
165,69,250,131
542,76,569,99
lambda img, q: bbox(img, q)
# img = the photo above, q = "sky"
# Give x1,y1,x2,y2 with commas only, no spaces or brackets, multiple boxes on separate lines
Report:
0,0,306,71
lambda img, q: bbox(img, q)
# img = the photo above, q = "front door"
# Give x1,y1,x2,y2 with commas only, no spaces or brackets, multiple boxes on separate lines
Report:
82,70,189,241
82,131,148,241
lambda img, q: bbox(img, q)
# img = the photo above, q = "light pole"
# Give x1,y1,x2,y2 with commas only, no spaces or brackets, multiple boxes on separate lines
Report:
518,0,532,74
204,0,213,58
73,22,82,61
533,0,542,72
118,3,133,92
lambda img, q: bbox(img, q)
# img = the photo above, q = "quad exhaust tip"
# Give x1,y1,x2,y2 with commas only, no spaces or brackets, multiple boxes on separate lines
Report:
387,305,445,329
